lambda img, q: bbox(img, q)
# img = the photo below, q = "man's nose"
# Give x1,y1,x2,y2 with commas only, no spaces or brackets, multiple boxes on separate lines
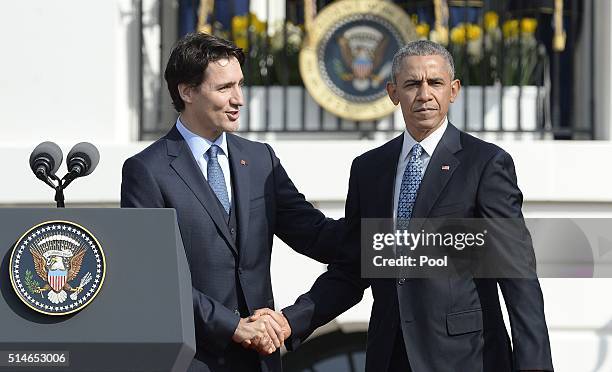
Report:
230,85,244,106
416,83,433,101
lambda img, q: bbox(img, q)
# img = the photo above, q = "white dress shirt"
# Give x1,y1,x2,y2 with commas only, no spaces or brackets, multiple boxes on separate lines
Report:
176,117,232,205
392,117,448,220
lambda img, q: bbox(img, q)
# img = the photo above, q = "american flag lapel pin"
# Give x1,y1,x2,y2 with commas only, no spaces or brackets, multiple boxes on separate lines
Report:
240,159,248,166
441,165,450,171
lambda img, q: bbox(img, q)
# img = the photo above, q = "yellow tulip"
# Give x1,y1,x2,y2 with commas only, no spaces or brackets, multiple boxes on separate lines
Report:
466,24,482,41
503,19,519,39
484,11,499,31
520,18,538,35
416,23,430,39
450,24,466,45
250,13,267,34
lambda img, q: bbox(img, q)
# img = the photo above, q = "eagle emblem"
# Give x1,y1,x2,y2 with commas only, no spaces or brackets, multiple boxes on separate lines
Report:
31,237,88,304
336,25,390,91
9,221,105,315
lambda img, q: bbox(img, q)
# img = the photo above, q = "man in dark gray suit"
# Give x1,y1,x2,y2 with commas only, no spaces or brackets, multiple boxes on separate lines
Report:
121,33,338,372
274,40,554,372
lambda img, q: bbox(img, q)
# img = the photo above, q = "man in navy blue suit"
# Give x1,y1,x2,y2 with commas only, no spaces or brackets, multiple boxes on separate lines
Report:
274,40,554,372
121,33,339,372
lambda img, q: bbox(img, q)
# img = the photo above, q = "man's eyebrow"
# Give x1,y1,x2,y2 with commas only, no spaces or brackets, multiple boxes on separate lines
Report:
214,80,240,88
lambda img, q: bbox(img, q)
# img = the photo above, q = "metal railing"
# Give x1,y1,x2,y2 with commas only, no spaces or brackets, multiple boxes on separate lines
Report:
138,0,594,140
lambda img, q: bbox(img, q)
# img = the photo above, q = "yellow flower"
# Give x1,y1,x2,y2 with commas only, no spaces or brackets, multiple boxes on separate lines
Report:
450,24,466,45
484,11,499,31
450,23,481,45
231,12,267,50
232,16,248,49
520,18,537,35
502,19,519,39
466,24,482,41
416,22,430,39
250,13,267,34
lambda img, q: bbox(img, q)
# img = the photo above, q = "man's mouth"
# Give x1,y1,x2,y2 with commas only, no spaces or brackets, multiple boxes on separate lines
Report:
414,107,437,113
226,110,240,121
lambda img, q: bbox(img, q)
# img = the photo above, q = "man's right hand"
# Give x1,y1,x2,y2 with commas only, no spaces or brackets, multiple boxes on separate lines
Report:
232,314,283,355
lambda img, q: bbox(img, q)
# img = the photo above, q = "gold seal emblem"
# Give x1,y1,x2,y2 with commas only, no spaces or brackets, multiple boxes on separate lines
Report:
299,0,416,121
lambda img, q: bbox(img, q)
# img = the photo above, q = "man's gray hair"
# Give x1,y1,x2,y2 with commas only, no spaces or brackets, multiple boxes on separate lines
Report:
390,40,455,83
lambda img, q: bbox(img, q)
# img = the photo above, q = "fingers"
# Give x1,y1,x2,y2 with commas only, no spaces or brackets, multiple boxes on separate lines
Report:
251,307,274,321
264,310,291,339
235,315,278,355
252,308,289,339
263,315,282,348
251,331,275,355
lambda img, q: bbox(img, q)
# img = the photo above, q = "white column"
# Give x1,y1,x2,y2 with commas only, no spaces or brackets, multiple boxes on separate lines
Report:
250,0,286,28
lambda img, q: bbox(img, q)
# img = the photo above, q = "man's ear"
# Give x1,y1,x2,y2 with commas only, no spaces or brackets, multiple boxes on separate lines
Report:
387,82,399,105
178,83,194,104
449,79,461,103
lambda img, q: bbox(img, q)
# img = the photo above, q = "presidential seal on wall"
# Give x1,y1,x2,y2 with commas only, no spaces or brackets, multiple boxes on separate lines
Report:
300,0,416,121
9,221,106,316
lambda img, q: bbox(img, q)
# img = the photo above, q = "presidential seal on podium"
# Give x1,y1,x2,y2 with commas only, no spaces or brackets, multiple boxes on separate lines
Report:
9,220,106,316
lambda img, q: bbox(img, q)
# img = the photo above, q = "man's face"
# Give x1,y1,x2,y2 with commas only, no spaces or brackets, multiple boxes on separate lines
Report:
387,55,460,141
180,57,244,139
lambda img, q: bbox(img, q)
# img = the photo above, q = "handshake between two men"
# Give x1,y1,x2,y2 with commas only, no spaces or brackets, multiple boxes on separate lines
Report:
231,308,292,355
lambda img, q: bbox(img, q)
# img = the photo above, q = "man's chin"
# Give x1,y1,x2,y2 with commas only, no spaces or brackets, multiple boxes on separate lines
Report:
223,122,240,133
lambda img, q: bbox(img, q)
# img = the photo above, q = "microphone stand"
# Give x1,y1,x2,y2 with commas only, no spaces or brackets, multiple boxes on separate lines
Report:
41,172,79,208
51,174,65,208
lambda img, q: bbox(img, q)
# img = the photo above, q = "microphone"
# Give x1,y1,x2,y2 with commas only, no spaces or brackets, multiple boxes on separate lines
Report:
66,142,100,179
29,142,63,181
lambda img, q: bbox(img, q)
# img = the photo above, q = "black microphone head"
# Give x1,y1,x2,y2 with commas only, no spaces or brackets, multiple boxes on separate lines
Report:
29,141,63,175
67,142,100,176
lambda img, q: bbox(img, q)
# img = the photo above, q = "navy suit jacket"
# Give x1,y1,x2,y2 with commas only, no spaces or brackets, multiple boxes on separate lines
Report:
121,126,340,372
283,124,554,372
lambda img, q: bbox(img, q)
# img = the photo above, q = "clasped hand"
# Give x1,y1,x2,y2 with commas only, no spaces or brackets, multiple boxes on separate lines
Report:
231,308,292,355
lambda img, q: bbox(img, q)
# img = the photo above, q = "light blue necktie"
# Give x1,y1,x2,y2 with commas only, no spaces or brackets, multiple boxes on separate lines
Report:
397,143,424,229
207,145,230,214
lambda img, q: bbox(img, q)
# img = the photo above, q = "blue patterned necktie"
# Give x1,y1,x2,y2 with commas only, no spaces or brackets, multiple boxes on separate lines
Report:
397,143,424,229
207,145,230,214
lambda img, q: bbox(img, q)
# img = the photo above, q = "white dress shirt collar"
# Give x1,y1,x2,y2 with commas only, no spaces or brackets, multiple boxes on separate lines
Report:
176,117,229,160
400,116,448,160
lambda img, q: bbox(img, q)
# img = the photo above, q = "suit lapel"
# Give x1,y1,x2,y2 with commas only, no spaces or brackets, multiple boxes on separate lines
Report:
412,123,462,218
376,134,404,218
165,126,238,256
227,134,250,256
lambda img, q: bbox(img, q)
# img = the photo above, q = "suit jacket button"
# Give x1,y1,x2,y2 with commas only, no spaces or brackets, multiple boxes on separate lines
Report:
398,278,406,285
234,309,240,316
230,228,235,234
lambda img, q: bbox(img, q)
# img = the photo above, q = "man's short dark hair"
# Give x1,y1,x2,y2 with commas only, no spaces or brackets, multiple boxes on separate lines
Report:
164,32,245,112
391,40,455,83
